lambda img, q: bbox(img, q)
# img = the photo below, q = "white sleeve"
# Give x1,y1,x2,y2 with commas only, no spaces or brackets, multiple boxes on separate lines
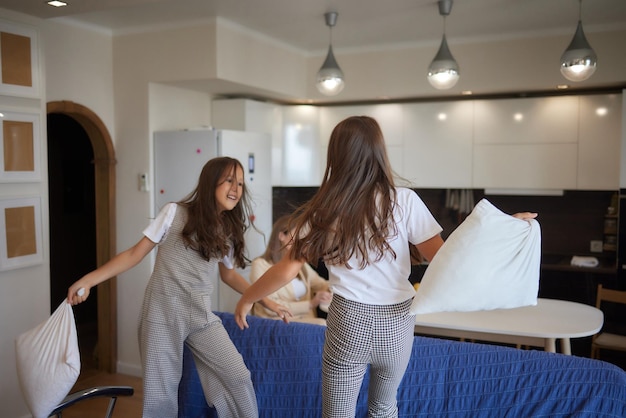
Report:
219,246,235,270
143,203,177,243
403,189,443,244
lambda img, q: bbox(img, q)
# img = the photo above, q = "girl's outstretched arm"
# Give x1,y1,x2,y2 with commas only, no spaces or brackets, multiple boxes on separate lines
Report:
235,253,304,329
67,236,156,305
415,235,445,263
219,264,293,323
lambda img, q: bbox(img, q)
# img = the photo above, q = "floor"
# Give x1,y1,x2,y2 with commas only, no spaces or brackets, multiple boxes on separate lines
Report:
57,370,143,417
57,322,144,417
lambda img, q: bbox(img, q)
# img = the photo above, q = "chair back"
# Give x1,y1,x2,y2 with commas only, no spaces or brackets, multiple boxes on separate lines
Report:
596,285,626,308
592,284,626,359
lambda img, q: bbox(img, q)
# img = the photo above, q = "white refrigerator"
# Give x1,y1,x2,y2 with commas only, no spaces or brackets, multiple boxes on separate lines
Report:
153,128,272,312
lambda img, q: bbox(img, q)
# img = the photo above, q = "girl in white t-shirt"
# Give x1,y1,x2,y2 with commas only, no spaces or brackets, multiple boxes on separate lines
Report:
67,157,288,418
235,116,445,417
235,116,537,417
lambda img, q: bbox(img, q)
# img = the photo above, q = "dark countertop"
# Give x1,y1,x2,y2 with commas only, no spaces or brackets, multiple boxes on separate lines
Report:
541,254,618,275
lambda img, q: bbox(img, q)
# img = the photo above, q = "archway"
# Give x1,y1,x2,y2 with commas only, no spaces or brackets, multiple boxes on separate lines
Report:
47,101,117,373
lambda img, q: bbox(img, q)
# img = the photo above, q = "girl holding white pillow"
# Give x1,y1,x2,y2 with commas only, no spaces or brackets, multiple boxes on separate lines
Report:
234,115,537,417
67,157,289,418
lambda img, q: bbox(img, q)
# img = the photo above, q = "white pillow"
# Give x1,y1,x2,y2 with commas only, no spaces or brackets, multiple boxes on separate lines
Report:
410,198,541,315
15,300,81,418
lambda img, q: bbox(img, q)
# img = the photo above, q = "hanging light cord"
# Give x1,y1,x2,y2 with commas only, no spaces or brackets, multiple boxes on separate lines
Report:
328,21,333,46
442,14,447,36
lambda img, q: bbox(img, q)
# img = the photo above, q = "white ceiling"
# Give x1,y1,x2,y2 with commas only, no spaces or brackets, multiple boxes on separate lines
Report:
1,0,625,54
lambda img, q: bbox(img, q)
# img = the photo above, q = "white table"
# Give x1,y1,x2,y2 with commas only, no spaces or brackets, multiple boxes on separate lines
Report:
413,298,603,355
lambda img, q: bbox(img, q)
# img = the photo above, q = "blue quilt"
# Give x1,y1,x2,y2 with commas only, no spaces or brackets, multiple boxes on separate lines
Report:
179,312,626,417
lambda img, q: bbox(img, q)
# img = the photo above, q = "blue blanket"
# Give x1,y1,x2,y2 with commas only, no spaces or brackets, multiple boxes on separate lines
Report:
179,312,626,417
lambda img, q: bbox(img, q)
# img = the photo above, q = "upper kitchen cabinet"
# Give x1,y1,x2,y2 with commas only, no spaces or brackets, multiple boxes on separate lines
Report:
577,94,621,190
402,101,473,188
473,96,579,190
279,106,322,186
319,104,405,178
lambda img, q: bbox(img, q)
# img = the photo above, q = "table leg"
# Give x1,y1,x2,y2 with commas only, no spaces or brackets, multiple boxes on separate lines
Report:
560,338,571,355
544,338,556,353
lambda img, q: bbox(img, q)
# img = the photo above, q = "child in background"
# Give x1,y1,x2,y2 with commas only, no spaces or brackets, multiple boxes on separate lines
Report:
68,157,290,418
234,116,537,417
251,214,331,325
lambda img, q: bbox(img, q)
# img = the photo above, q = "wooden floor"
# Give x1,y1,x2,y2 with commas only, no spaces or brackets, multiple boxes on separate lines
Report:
57,369,143,417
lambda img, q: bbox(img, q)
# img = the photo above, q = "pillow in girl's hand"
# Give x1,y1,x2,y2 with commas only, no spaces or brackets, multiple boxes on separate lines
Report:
15,300,81,418
410,198,541,315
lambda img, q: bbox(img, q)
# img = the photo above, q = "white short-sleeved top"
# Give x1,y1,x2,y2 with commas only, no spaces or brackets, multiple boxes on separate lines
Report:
326,188,442,305
143,202,235,269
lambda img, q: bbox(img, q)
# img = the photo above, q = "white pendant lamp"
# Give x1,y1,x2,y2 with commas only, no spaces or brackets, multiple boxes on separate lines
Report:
560,0,597,82
427,0,460,90
316,12,345,96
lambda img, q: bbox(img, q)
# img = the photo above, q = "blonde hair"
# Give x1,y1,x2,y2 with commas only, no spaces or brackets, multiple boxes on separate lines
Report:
260,215,293,264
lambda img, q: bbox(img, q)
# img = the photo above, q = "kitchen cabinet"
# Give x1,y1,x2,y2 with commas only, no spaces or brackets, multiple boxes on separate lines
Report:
279,106,322,186
319,104,405,177
213,93,622,191
402,101,473,188
577,94,621,190
473,143,578,189
474,96,579,145
473,96,579,190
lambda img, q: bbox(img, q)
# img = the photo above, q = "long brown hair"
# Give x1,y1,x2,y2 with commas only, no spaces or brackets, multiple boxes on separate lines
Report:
290,116,397,269
179,157,252,268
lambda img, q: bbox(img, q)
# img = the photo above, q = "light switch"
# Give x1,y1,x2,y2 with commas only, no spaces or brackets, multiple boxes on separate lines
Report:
590,240,603,253
138,173,149,192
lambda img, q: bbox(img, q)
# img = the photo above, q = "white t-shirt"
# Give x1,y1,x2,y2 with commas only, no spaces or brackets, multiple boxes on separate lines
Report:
326,188,442,305
143,202,235,269
291,278,307,300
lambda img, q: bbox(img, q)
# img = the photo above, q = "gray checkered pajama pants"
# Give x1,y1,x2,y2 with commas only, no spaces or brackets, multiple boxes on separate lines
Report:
138,281,258,418
323,294,414,418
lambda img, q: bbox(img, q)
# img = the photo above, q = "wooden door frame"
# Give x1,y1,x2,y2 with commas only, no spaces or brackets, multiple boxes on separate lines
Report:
47,101,117,373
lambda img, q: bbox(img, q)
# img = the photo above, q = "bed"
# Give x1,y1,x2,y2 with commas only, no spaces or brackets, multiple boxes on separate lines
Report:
178,312,626,417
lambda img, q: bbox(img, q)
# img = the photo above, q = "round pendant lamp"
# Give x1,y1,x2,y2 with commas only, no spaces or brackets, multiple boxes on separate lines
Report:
427,0,460,90
560,0,597,82
316,12,345,96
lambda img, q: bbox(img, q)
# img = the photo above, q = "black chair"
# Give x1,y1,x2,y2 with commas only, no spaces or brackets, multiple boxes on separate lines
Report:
48,386,134,418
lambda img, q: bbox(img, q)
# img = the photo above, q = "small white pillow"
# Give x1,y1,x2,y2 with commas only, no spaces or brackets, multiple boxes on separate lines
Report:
16,300,81,418
411,198,541,315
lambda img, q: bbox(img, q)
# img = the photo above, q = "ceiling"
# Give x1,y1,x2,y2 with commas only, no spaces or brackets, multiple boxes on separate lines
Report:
1,0,626,54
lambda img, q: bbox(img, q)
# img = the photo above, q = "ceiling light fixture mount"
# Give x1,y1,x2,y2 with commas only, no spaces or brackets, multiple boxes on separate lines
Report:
560,0,597,82
316,11,345,96
427,0,460,90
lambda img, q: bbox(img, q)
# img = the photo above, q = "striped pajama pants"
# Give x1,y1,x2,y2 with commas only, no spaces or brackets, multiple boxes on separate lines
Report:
323,294,414,418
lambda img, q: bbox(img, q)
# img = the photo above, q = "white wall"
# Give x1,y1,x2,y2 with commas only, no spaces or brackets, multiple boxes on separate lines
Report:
108,83,214,375
0,11,47,418
42,20,115,132
0,10,117,417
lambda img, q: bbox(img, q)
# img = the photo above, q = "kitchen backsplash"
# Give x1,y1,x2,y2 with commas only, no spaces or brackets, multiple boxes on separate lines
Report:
273,187,617,259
